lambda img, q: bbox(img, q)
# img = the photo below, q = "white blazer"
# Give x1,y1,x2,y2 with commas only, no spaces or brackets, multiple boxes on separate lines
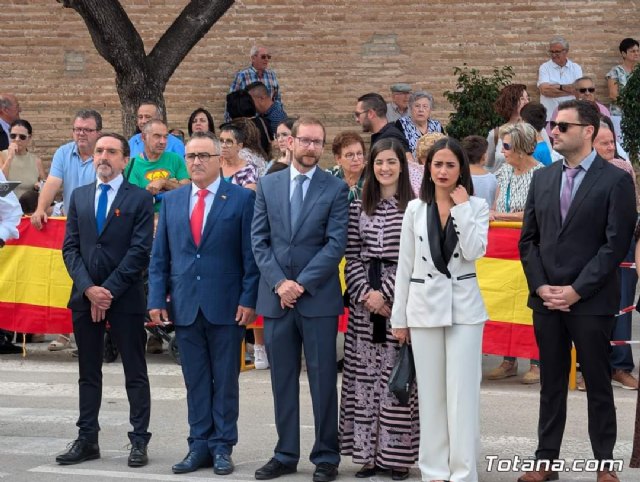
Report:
391,197,489,328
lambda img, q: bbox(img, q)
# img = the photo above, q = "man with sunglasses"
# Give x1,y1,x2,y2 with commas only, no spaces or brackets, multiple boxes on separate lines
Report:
518,100,636,482
148,131,258,476
549,77,611,137
537,36,583,122
229,45,281,107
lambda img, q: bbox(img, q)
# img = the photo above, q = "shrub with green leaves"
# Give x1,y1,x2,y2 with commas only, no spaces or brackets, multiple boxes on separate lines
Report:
619,63,640,164
444,65,515,140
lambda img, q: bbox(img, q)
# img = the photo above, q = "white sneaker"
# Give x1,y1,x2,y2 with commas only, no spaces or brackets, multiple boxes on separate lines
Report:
254,344,269,370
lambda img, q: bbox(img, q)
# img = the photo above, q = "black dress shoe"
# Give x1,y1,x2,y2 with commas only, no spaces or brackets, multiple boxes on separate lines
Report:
214,453,234,475
355,465,377,478
56,439,100,465
391,468,409,480
0,342,22,354
128,441,148,467
172,450,212,474
313,462,338,482
255,457,297,480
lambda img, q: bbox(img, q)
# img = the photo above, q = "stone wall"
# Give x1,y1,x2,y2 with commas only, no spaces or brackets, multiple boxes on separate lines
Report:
1,0,637,166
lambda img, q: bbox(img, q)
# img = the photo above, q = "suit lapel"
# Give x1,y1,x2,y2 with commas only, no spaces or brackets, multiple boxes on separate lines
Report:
426,202,450,277
549,161,564,230
279,169,292,240
292,168,327,238
561,156,604,231
200,180,231,246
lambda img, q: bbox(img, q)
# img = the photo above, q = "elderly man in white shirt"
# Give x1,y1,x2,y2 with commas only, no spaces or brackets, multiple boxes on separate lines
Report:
538,36,583,121
0,170,24,354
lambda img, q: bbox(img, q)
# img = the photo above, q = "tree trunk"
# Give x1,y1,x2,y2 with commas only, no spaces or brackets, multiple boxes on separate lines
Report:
57,0,235,136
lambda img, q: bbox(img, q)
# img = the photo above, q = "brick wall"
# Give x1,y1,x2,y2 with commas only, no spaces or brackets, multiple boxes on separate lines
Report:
1,0,637,167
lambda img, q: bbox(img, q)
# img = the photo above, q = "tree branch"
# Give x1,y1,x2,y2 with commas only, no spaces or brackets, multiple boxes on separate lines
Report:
57,0,146,76
147,0,235,84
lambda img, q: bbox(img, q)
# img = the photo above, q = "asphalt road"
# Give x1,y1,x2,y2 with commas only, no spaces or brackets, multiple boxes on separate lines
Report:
0,336,638,482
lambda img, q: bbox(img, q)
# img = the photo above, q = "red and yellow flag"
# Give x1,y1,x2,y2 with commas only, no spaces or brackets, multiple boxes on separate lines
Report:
478,222,539,359
0,218,72,334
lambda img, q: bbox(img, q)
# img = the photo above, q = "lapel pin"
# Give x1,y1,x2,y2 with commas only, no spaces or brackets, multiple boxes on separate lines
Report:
221,194,227,200
115,208,121,217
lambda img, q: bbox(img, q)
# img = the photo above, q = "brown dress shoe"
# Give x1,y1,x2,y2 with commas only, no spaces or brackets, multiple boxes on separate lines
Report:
597,470,620,482
517,470,558,482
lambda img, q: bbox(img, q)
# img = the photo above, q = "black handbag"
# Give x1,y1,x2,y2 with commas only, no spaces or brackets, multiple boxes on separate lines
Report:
388,343,415,406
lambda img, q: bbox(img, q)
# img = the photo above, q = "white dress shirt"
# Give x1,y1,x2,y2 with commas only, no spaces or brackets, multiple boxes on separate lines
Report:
94,174,123,216
289,164,317,201
189,177,221,235
0,170,23,242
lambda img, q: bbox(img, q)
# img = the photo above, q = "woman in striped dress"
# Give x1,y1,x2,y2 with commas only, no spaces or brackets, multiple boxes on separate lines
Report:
339,138,419,480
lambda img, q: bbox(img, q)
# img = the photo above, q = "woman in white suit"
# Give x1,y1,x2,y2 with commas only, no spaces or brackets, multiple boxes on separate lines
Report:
391,137,489,482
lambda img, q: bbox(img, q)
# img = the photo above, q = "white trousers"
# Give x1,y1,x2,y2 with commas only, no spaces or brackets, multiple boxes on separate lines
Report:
410,324,483,482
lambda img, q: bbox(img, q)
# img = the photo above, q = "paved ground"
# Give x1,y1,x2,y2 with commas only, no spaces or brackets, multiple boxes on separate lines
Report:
0,335,639,482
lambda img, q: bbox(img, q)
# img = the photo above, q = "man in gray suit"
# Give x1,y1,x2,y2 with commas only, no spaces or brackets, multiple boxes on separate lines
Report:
251,117,349,482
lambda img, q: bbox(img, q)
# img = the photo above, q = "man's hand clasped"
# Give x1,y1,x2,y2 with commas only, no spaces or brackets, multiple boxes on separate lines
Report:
537,284,581,312
84,285,113,322
277,279,305,309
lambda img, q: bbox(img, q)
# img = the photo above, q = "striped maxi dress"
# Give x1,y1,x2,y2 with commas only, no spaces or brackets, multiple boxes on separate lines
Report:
339,197,419,469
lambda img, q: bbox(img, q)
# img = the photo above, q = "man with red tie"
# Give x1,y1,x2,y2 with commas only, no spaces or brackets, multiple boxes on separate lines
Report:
148,131,259,476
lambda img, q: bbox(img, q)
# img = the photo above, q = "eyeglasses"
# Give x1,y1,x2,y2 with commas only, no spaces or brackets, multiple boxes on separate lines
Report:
502,142,513,151
260,54,272,60
577,87,596,94
413,104,431,111
73,127,98,134
95,147,122,156
295,137,324,148
549,49,566,55
353,110,369,120
343,152,365,161
549,121,590,133
9,133,28,140
219,138,236,146
186,152,220,163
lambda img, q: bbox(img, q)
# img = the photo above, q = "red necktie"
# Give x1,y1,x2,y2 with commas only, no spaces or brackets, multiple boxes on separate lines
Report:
190,189,208,246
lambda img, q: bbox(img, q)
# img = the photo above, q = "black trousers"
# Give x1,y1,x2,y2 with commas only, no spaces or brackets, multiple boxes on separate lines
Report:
533,311,616,461
72,310,151,444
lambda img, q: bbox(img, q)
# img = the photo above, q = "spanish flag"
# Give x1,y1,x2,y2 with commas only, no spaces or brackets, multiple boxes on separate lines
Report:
0,218,72,334
478,222,539,360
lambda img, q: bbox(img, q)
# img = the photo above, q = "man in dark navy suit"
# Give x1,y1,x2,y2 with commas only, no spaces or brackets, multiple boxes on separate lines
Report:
148,131,259,476
57,132,154,467
518,100,637,482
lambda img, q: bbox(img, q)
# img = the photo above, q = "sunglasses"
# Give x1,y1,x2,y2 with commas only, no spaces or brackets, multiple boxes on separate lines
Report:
577,87,596,94
9,133,28,140
548,121,589,133
502,142,512,151
260,54,272,60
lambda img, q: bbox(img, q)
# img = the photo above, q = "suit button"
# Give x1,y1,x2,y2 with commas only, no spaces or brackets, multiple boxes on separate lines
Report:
419,236,423,241
96,244,101,248
427,274,433,278
196,276,201,281
196,254,201,259
422,256,427,261
453,253,459,258
456,231,460,234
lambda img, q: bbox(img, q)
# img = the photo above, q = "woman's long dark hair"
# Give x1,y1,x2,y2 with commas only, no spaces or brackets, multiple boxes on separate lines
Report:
420,137,474,204
361,138,415,216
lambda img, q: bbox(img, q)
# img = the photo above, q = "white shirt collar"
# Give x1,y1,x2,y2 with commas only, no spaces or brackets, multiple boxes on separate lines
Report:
290,163,317,182
191,176,221,198
96,173,123,192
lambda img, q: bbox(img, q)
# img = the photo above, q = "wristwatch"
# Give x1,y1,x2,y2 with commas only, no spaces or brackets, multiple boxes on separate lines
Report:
0,238,5,249
559,85,564,92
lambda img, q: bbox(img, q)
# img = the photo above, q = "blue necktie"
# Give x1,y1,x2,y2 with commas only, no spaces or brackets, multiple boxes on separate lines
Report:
290,174,306,231
96,184,110,234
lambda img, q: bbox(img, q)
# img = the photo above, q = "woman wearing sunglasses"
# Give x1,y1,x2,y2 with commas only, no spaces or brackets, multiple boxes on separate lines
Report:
0,119,45,200
487,122,543,385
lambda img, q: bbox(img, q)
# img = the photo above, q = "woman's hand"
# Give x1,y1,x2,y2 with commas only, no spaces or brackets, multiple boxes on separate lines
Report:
363,290,386,313
392,328,410,345
450,185,469,205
